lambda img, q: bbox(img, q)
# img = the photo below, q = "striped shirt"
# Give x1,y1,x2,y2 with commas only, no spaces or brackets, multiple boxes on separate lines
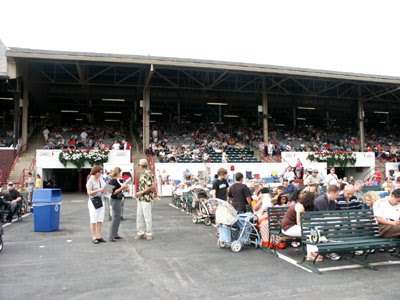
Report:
336,194,362,210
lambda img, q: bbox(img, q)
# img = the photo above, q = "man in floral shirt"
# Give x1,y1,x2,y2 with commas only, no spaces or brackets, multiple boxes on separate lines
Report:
135,159,156,240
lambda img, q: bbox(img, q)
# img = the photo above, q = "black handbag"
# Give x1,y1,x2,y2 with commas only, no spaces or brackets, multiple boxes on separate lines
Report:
90,180,103,209
91,196,103,209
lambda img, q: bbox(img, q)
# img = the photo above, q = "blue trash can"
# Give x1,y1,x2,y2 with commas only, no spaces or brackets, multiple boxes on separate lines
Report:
32,189,62,232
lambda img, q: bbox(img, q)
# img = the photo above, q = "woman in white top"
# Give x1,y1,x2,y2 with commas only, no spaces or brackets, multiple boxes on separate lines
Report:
86,166,106,244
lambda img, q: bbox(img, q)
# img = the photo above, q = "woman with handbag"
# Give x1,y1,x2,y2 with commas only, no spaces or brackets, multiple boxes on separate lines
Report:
109,167,129,242
86,166,106,244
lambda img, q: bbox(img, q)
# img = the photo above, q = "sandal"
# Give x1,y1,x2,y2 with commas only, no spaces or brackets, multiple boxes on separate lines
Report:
92,239,99,244
97,238,106,243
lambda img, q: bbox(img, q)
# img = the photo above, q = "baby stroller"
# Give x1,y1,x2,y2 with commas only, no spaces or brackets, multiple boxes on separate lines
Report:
191,188,215,226
212,198,261,252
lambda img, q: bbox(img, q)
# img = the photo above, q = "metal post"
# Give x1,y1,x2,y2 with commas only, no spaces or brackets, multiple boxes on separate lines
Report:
387,113,390,131
22,79,29,151
177,102,181,124
326,111,329,129
13,79,20,147
357,93,365,152
293,107,297,128
262,88,268,143
133,100,137,123
142,87,150,152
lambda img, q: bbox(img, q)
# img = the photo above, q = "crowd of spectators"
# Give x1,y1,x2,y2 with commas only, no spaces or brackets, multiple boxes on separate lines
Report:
260,127,400,161
140,121,400,163
173,165,399,260
42,125,128,150
146,122,262,163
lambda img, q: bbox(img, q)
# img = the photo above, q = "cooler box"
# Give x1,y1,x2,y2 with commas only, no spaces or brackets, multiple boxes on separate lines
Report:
32,189,62,232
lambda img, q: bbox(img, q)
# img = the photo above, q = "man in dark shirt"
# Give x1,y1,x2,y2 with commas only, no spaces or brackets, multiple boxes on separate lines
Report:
228,172,252,213
211,168,229,200
336,184,362,210
282,179,296,195
3,182,22,222
314,185,340,211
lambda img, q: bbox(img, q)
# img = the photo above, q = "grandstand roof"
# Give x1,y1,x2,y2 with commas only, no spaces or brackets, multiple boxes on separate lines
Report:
7,47,400,85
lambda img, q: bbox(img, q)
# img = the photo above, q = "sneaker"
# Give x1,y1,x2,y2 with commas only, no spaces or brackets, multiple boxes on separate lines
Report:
354,250,364,256
291,241,301,248
146,235,153,241
134,234,145,240
326,253,341,261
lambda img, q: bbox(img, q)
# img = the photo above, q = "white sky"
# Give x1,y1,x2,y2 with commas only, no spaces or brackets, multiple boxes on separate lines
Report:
1,0,400,77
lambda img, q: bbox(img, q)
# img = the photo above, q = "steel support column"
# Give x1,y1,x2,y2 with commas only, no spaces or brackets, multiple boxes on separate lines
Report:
142,87,150,152
262,88,269,143
142,65,154,153
22,79,29,151
357,88,365,152
177,102,181,124
293,107,297,128
326,111,330,129
13,79,21,147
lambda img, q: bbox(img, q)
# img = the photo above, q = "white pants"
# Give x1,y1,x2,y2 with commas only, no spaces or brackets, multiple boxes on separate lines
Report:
283,225,319,254
88,200,105,224
137,200,153,236
282,225,301,237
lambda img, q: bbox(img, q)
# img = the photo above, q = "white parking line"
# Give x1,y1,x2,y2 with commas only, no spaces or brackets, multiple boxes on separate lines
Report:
275,252,313,273
319,260,400,272
276,251,400,273
3,213,32,228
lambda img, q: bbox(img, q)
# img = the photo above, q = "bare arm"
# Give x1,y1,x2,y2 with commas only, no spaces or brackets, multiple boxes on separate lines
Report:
375,216,400,226
87,184,104,196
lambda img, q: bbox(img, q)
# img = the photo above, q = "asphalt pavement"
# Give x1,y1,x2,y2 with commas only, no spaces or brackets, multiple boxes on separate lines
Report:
0,194,399,300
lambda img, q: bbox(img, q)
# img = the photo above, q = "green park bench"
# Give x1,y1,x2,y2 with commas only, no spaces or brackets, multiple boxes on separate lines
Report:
300,209,400,273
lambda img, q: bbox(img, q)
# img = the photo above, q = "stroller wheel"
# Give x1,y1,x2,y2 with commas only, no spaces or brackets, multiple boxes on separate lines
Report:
192,215,198,224
231,240,242,253
217,240,226,248
204,217,212,226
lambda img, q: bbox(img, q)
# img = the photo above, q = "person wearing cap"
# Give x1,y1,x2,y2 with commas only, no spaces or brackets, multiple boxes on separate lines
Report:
134,159,156,241
305,169,322,194
3,182,22,223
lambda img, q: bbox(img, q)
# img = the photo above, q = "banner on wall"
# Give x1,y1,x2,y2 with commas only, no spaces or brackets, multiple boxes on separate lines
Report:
281,152,375,168
103,163,135,197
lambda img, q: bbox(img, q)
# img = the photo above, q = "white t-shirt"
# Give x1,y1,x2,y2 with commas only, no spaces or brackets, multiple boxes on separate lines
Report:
373,197,400,221
325,173,338,186
283,171,295,182
393,171,400,181
81,132,88,140
112,143,121,150
43,129,50,137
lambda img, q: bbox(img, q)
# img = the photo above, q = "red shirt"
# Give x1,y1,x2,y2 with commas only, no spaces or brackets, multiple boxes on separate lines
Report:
375,171,382,183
